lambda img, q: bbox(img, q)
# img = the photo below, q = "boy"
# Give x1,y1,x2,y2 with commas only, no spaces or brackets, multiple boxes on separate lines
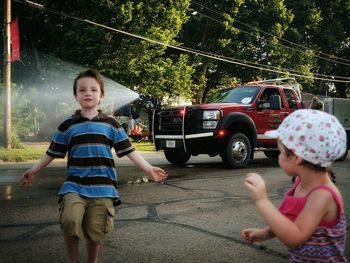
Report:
20,69,168,263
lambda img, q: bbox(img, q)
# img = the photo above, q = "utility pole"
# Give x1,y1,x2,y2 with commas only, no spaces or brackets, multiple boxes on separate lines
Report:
3,0,12,148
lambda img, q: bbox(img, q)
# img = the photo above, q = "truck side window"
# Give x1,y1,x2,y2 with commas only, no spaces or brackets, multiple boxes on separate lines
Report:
285,89,298,109
258,91,270,109
258,88,283,109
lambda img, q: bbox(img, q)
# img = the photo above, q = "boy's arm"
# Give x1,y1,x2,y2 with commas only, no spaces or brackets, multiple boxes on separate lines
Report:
126,151,167,182
20,154,54,187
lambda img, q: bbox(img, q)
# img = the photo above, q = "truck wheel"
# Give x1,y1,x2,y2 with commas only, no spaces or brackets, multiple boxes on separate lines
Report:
221,133,252,168
264,150,280,159
164,149,191,166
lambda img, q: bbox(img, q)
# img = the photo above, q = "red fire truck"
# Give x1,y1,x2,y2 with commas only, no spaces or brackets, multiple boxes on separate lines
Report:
153,78,349,168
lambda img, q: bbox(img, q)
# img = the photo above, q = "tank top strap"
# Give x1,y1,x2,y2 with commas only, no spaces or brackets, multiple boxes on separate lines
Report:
305,185,344,212
292,176,301,189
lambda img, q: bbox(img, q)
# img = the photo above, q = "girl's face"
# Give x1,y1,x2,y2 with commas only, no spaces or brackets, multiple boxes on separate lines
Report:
75,77,103,110
277,140,298,177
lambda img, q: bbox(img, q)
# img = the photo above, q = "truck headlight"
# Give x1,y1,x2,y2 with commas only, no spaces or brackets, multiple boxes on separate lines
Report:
203,110,221,129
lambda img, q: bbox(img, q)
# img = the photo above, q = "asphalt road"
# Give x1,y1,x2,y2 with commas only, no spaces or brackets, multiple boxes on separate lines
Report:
0,152,349,263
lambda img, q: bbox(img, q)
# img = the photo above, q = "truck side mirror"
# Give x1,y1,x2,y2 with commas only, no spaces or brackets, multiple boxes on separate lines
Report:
270,94,281,110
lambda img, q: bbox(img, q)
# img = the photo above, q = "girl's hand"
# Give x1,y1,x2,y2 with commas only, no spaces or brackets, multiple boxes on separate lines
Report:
244,172,267,202
147,166,168,182
20,170,35,187
242,228,270,244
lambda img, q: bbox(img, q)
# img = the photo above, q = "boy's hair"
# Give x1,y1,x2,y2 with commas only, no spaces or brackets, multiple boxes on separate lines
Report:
310,96,324,110
73,69,105,97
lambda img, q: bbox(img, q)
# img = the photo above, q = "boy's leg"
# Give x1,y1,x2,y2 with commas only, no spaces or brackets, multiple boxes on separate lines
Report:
64,235,79,263
60,193,86,262
86,238,100,263
83,198,115,262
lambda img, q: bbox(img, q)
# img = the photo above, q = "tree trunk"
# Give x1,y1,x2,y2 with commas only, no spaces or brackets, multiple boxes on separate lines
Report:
195,63,208,104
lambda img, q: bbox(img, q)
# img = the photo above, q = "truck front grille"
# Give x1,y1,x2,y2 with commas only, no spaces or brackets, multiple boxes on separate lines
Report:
158,110,183,132
158,108,203,134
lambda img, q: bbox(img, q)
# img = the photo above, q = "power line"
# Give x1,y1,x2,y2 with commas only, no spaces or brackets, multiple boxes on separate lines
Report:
14,0,350,84
191,10,350,80
190,0,350,65
193,10,350,69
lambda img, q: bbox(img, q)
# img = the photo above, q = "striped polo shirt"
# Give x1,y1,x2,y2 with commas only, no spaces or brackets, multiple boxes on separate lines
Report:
47,110,134,199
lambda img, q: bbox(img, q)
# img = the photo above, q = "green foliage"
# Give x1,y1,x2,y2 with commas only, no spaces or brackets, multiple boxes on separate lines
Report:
284,0,350,95
0,130,24,149
179,0,299,102
29,0,195,104
10,134,25,149
1,0,348,134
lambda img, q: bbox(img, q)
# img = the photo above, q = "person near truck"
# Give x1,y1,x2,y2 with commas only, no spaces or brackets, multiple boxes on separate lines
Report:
20,69,168,263
242,109,347,262
309,96,324,111
127,114,136,136
130,123,143,142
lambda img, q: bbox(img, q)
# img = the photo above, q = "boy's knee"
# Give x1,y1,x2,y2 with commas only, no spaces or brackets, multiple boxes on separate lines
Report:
59,193,85,239
84,200,115,243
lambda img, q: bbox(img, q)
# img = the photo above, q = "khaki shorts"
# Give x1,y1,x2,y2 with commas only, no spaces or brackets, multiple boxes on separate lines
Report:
59,193,115,244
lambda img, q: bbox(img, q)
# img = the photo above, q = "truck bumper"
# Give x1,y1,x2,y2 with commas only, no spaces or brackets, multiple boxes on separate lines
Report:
155,132,225,154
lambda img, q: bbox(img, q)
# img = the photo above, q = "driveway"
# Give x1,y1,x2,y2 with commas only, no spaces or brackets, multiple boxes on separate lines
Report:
0,152,349,262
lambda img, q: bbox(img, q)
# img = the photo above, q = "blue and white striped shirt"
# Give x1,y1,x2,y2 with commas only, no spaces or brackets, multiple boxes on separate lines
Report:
47,110,134,199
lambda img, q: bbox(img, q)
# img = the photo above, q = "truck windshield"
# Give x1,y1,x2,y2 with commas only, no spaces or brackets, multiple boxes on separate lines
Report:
205,86,260,104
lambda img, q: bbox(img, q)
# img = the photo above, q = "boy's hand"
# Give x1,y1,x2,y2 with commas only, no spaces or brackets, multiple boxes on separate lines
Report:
244,172,267,202
20,170,35,187
147,166,168,182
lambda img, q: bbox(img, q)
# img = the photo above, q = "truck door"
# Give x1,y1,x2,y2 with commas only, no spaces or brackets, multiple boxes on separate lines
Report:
284,88,299,112
255,88,288,145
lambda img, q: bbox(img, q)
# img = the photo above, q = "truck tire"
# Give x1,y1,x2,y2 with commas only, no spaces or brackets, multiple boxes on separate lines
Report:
164,149,191,166
221,133,252,168
264,150,280,159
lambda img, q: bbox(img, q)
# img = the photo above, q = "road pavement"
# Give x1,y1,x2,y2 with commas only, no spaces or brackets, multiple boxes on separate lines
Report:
0,151,349,262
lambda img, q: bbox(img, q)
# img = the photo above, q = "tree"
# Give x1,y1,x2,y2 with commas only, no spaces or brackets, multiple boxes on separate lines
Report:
179,0,297,102
284,0,350,96
22,0,196,103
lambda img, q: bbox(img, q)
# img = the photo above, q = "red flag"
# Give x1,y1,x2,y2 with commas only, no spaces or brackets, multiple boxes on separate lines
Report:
10,18,20,62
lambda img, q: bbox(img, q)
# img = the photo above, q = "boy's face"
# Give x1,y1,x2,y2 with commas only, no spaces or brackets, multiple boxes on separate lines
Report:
75,77,103,110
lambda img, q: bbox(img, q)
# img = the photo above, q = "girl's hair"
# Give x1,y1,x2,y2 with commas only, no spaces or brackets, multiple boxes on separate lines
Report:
283,144,329,172
310,96,324,110
73,69,105,97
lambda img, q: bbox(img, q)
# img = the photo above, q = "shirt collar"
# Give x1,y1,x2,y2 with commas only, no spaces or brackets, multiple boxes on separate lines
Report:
72,110,109,120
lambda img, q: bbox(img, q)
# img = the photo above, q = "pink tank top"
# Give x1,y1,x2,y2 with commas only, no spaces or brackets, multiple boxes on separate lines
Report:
278,180,347,262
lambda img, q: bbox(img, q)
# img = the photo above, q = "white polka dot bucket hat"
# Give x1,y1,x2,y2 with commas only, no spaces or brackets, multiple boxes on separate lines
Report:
265,109,347,167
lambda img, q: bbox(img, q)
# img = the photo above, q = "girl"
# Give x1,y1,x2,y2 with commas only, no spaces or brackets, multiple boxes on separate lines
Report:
242,109,347,262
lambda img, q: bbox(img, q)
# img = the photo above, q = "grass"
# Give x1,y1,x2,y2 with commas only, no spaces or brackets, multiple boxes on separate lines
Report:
0,147,46,162
131,141,156,152
0,141,156,162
